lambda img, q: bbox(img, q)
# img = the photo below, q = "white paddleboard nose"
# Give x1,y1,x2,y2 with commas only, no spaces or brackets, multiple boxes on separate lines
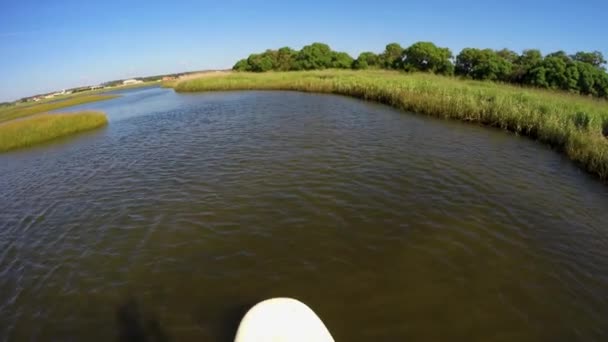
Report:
235,297,335,342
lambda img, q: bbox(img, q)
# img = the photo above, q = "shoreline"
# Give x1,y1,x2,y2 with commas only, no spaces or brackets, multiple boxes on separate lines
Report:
172,70,608,182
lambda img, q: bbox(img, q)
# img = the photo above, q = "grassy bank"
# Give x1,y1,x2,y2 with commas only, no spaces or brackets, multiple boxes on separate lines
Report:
0,112,108,152
174,70,608,181
0,94,118,123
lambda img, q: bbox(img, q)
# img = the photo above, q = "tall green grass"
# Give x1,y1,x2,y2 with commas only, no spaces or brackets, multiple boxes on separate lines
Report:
0,94,118,123
0,112,108,152
174,70,608,181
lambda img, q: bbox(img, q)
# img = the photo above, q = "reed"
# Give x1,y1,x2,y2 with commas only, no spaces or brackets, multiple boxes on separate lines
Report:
0,111,108,152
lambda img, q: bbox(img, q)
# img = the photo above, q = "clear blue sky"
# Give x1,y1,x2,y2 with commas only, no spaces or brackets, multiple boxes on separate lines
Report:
1,0,607,102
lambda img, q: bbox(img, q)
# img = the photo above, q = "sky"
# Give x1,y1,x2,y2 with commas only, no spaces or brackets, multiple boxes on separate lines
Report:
1,0,607,102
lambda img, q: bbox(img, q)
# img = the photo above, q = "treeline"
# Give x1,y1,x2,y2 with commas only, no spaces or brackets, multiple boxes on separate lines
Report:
233,42,608,98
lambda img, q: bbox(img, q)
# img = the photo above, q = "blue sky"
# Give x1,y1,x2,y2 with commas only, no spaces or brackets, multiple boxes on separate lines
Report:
1,0,607,102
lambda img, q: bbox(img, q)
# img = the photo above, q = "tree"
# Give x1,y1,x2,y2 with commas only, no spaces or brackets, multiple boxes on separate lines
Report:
353,52,379,69
378,43,404,69
455,48,479,75
276,47,297,71
402,41,454,75
575,61,598,96
229,41,608,99
537,54,581,92
294,43,333,70
533,55,579,92
513,49,543,84
331,51,354,69
564,62,580,91
576,63,608,98
455,48,513,81
233,58,251,71
247,51,276,72
572,51,606,69
594,72,608,98
527,65,548,88
546,51,571,62
496,49,519,63
541,56,568,89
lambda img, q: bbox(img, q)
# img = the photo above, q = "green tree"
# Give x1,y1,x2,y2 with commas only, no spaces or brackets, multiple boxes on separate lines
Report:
233,58,251,71
331,51,354,69
276,47,297,71
378,43,404,69
572,51,606,69
534,55,579,92
455,48,479,75
353,51,379,69
294,43,333,70
402,42,454,75
564,62,580,91
455,48,513,81
575,61,598,96
546,51,571,62
595,72,608,98
229,42,608,99
528,66,548,87
247,52,276,72
513,49,543,84
496,49,519,63
542,56,568,89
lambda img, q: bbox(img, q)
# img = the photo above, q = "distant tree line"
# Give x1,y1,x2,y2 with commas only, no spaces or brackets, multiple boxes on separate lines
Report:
233,42,608,98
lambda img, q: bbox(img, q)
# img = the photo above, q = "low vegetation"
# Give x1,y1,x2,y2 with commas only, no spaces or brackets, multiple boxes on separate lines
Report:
233,42,608,99
0,94,118,123
174,70,608,181
0,112,108,152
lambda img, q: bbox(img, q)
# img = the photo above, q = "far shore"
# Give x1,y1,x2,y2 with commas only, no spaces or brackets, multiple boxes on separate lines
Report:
0,92,116,152
0,94,118,123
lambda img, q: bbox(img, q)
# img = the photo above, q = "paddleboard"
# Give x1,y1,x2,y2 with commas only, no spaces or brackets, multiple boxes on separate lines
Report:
235,297,335,342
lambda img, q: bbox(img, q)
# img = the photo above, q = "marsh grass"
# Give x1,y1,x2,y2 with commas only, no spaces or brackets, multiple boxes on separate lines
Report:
0,95,118,123
0,112,108,152
174,70,608,181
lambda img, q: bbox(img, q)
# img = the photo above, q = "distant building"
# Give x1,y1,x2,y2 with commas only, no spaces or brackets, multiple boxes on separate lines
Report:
162,76,176,81
123,79,143,85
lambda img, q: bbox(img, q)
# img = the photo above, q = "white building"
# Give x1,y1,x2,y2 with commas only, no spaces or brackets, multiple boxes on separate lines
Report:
123,79,143,85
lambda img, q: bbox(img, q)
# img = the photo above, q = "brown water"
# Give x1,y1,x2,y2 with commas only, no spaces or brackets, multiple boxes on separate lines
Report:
1,88,608,341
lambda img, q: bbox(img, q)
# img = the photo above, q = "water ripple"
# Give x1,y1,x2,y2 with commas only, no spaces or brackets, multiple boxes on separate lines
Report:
0,90,607,341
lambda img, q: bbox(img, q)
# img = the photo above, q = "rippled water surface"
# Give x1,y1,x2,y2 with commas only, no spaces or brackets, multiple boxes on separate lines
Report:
2,87,608,341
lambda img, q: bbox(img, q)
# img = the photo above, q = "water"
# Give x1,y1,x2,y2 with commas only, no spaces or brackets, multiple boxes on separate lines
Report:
1,87,608,341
